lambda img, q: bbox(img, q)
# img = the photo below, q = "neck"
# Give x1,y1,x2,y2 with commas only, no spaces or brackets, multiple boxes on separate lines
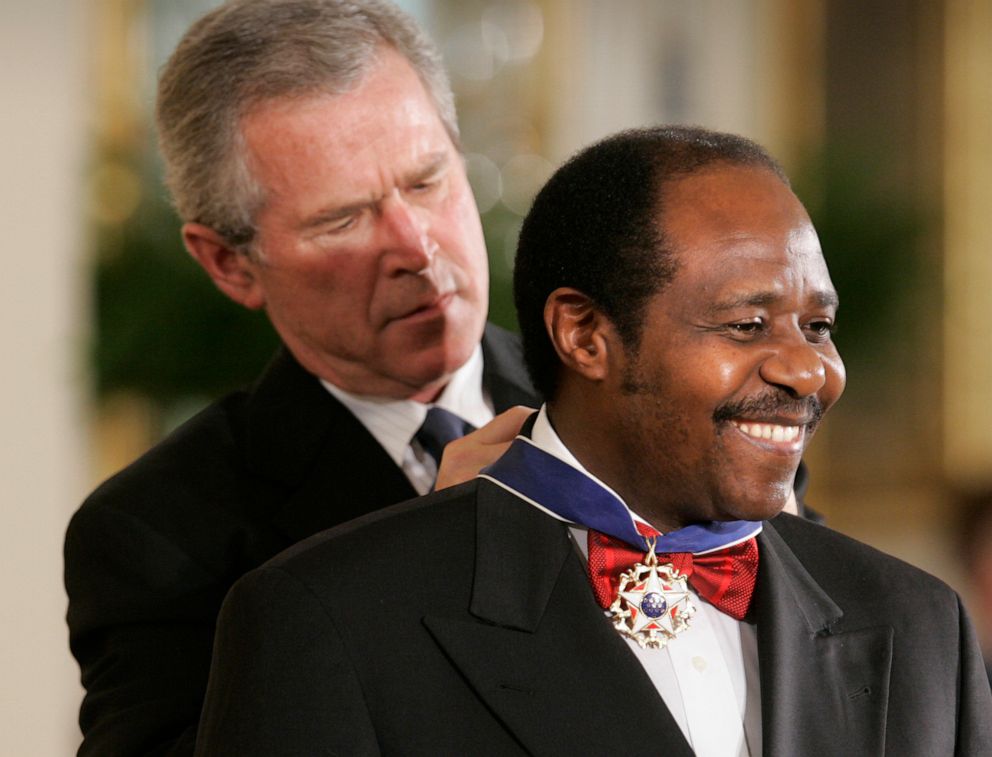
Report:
409,381,446,403
547,392,684,533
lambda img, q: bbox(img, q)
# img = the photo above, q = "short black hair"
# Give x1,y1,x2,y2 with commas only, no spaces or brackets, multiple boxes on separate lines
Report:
513,125,787,399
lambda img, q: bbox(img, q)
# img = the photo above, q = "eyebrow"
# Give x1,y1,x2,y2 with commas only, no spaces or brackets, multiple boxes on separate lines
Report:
404,152,449,186
297,151,451,232
299,201,369,232
709,289,839,313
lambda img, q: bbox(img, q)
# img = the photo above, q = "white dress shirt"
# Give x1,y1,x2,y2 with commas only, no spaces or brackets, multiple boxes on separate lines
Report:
321,346,494,495
530,406,762,757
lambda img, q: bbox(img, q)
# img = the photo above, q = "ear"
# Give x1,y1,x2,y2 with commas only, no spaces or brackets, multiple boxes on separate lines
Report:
543,287,614,383
182,222,266,310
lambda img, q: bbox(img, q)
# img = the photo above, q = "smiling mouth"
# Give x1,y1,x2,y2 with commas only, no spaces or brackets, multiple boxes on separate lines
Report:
729,419,808,453
732,420,802,443
715,393,823,455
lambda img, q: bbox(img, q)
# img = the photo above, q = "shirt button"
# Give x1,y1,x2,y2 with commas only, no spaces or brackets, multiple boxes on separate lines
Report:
692,656,707,673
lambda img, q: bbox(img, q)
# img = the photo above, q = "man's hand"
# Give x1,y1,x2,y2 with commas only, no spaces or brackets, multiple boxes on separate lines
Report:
435,406,536,490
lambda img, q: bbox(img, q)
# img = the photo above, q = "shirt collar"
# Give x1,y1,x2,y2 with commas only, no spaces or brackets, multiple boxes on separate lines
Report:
320,346,491,467
529,404,657,533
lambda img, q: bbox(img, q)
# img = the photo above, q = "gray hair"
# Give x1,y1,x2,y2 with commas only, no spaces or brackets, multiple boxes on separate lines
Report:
156,0,458,249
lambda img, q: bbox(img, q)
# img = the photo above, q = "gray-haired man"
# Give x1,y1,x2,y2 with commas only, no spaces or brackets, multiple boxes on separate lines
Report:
64,2,537,754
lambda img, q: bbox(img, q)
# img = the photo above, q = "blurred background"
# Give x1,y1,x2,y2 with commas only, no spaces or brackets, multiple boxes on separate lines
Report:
3,0,990,752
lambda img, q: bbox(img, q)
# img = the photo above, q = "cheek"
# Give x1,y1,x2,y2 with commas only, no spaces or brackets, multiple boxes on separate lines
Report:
713,360,747,392
691,344,758,399
617,365,695,446
265,257,372,317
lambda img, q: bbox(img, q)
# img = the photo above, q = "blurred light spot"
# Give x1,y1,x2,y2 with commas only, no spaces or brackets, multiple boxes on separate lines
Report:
500,153,554,216
465,153,502,214
483,1,544,63
445,22,502,82
458,113,542,166
481,21,511,67
89,162,142,226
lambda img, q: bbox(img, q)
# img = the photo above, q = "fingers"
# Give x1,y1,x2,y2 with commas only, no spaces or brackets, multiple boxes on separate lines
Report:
434,406,537,490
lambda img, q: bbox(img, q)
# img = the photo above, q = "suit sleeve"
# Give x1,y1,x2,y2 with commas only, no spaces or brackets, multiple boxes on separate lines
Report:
194,566,380,756
65,504,220,756
954,595,992,755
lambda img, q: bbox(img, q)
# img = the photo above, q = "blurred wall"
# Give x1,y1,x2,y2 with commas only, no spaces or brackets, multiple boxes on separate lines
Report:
0,0,90,754
944,0,992,485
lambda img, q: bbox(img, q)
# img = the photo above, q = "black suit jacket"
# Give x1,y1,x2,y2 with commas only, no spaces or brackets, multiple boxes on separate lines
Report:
64,324,539,757
195,479,992,756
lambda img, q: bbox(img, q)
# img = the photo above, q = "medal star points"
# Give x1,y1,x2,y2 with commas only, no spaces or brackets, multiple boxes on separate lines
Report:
607,547,695,649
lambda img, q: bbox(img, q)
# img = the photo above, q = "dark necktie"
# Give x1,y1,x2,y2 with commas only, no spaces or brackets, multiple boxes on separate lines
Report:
415,407,475,469
587,526,759,620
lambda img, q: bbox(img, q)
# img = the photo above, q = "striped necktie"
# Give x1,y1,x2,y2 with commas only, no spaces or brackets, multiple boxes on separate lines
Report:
415,407,475,469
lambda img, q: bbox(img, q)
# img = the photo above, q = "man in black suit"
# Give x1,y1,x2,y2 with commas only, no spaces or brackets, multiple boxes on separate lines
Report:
64,1,537,755
195,126,992,756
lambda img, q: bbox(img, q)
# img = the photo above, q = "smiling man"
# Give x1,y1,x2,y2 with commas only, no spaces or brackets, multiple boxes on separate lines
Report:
194,126,991,756
531,158,845,531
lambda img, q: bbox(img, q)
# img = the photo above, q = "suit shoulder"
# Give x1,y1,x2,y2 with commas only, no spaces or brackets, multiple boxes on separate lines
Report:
66,391,260,573
76,391,249,518
74,347,313,526
481,322,527,374
265,481,481,578
767,513,956,599
483,322,521,348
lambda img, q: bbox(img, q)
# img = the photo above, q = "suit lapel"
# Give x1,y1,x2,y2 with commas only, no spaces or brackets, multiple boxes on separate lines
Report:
755,519,892,756
269,411,416,543
250,330,536,543
244,348,416,544
424,481,693,756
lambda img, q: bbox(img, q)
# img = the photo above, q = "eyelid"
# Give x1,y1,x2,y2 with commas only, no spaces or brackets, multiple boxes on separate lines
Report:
801,318,838,344
727,316,764,328
307,209,363,237
410,168,446,191
724,319,765,337
807,319,837,334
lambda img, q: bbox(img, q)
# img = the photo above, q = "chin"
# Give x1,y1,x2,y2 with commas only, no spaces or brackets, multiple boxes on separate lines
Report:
720,478,793,522
435,334,478,373
402,342,474,398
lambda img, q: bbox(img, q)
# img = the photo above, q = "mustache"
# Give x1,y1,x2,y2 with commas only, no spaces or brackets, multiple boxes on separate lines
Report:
713,391,824,427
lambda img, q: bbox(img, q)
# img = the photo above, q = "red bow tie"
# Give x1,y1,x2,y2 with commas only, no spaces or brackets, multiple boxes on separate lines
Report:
587,528,759,620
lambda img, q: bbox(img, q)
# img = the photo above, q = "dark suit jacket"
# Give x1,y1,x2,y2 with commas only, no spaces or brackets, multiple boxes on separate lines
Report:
64,324,538,757
194,479,992,756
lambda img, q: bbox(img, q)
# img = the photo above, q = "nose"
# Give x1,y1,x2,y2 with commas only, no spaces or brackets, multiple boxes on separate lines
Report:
380,195,437,274
758,333,827,399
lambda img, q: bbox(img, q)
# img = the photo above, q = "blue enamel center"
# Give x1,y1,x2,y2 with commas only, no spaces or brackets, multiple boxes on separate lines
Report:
641,592,667,618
